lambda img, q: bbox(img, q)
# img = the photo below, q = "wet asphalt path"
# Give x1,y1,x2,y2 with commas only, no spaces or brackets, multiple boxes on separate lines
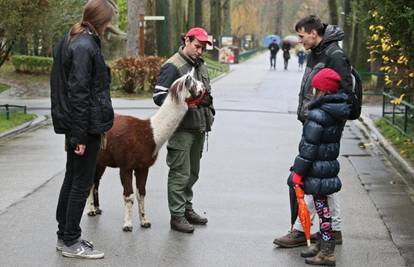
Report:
0,52,410,266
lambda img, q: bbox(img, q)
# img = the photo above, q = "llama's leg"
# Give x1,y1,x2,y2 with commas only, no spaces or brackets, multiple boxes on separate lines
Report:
87,165,106,216
121,168,134,232
135,168,151,228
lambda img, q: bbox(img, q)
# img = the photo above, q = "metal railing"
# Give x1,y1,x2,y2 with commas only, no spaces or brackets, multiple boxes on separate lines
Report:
0,104,27,120
382,92,414,137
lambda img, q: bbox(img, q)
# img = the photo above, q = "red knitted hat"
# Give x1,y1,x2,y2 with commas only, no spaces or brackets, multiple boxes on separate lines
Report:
311,68,341,94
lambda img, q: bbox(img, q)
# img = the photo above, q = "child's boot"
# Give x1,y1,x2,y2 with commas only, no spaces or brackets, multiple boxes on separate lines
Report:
301,236,320,258
305,239,335,266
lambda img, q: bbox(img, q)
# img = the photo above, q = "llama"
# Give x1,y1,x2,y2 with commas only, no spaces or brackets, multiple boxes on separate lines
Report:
87,70,205,231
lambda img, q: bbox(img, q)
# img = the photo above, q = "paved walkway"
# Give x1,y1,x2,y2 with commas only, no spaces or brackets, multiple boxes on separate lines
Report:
0,52,412,266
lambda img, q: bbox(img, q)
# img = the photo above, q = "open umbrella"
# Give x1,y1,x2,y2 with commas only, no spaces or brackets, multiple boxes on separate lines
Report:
263,34,281,46
294,184,311,247
283,35,300,46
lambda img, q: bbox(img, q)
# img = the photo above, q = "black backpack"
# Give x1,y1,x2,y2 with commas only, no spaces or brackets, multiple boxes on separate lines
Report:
325,45,363,120
349,67,362,120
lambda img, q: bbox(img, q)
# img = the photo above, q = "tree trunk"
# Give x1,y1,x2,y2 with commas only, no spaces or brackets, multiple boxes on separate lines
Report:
342,0,352,54
127,0,145,57
222,0,231,36
194,0,203,27
210,0,221,40
188,0,195,28
275,0,283,35
156,0,170,56
328,0,339,25
145,0,156,55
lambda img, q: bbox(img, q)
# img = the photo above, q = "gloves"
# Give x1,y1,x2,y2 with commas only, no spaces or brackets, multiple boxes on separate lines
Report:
292,172,303,186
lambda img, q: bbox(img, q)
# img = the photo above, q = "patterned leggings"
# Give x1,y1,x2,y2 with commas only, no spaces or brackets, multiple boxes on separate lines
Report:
314,195,333,241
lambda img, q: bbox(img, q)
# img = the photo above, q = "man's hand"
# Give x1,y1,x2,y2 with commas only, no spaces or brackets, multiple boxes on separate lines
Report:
74,144,86,156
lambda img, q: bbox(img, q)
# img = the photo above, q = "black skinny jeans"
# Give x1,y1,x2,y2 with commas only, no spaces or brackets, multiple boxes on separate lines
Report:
56,134,100,246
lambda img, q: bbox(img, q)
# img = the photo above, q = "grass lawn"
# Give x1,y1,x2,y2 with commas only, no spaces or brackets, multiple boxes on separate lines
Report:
0,83,10,93
0,112,36,134
375,118,414,165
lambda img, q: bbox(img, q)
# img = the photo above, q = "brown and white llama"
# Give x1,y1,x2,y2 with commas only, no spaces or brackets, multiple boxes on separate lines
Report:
86,70,205,231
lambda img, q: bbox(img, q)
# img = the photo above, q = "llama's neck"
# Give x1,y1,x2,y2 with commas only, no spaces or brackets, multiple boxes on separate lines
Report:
150,94,188,153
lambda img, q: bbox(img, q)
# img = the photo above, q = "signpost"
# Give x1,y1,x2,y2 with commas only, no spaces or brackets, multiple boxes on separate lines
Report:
138,15,165,56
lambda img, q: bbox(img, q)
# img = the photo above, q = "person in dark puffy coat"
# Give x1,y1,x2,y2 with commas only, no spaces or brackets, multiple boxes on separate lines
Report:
289,68,350,266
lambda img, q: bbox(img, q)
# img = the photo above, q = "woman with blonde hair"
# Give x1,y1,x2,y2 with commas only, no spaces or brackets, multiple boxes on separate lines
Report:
51,0,115,259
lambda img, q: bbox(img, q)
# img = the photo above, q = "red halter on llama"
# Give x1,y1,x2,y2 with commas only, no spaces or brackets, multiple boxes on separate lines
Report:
87,69,205,231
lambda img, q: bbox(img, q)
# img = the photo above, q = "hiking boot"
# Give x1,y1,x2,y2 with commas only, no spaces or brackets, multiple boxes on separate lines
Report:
61,239,104,259
56,238,64,251
185,209,208,225
273,229,318,248
333,231,342,245
170,215,194,233
305,239,336,266
301,236,321,258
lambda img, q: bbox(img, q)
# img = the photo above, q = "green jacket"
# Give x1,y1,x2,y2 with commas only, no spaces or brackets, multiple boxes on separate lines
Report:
153,47,215,132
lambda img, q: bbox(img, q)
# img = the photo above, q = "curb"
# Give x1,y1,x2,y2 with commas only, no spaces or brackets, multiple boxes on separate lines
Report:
354,111,414,180
0,114,49,139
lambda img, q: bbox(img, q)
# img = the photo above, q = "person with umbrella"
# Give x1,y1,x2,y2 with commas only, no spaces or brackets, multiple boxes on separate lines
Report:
268,39,280,69
288,68,349,266
274,14,351,250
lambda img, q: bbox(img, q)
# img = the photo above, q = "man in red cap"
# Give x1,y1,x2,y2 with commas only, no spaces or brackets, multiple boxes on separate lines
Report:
153,27,215,233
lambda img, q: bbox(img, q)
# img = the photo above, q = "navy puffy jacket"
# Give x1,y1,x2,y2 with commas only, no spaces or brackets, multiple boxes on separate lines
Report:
289,93,350,195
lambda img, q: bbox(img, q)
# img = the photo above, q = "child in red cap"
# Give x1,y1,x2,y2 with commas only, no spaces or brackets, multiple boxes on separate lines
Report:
288,68,350,266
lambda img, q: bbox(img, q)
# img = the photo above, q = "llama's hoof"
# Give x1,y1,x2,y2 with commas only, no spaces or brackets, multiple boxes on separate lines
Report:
122,225,133,232
87,211,97,216
95,208,102,215
140,222,151,228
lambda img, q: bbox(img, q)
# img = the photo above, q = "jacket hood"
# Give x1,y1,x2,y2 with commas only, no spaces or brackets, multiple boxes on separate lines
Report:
309,93,350,121
314,24,344,53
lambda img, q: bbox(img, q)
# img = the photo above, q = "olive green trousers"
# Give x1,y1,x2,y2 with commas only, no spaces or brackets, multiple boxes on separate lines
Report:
166,131,205,216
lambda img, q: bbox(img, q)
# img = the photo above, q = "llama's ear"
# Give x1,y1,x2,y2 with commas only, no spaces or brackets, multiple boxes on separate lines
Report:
189,67,195,77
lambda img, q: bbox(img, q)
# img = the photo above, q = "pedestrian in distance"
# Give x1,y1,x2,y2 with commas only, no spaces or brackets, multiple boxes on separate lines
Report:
288,68,349,266
153,27,215,234
282,41,291,70
297,49,306,71
50,0,115,259
274,14,354,249
268,39,280,69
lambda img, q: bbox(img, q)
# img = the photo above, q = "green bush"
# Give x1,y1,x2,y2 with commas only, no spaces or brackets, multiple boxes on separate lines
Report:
11,55,53,74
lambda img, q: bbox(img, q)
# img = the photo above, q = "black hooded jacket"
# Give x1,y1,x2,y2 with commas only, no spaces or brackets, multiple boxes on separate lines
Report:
289,93,350,195
50,32,114,145
297,25,353,123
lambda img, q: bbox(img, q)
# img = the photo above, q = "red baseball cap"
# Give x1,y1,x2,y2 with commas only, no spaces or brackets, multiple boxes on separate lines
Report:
311,68,341,94
185,27,212,46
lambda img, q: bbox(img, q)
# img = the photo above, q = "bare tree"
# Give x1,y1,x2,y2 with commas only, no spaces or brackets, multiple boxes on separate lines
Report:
156,0,170,56
127,0,145,56
275,0,284,35
210,0,221,39
194,0,203,27
342,0,352,54
222,0,231,36
328,0,338,25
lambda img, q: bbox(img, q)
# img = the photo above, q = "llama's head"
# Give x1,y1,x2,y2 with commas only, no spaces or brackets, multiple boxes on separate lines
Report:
169,68,205,105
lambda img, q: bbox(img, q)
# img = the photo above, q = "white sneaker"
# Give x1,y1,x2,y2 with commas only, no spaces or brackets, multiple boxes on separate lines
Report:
61,239,104,259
